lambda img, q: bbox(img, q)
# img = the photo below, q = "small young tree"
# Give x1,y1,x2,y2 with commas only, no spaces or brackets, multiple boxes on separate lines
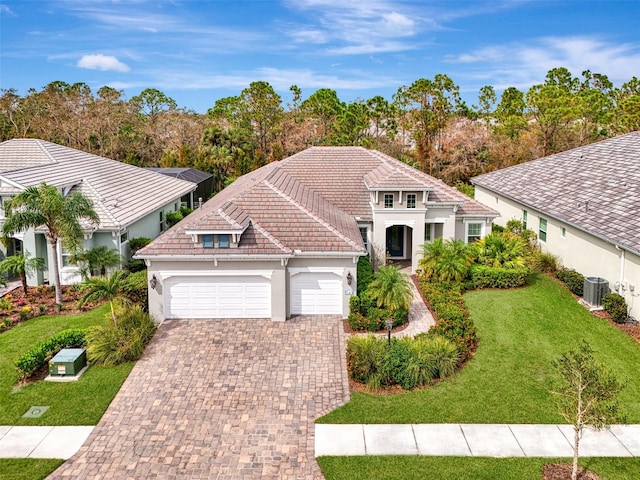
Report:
0,252,45,294
79,270,130,323
551,341,625,480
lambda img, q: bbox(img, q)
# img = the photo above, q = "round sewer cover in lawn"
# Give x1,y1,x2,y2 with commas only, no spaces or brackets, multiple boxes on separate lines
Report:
22,406,49,418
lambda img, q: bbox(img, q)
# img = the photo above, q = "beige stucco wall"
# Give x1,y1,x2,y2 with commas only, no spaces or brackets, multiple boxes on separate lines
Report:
145,259,286,322
287,256,359,319
146,255,360,322
475,185,640,319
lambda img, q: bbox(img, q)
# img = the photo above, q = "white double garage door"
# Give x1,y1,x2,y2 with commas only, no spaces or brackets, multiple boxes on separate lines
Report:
165,271,343,319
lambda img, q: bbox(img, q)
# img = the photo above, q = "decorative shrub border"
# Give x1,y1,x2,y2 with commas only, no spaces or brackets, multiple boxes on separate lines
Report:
15,329,86,381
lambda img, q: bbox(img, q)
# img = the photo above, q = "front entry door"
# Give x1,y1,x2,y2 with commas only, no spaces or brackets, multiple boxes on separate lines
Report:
386,226,404,258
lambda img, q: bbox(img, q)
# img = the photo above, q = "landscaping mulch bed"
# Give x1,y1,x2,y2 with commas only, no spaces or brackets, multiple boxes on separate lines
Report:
542,463,600,480
0,285,96,333
342,318,408,335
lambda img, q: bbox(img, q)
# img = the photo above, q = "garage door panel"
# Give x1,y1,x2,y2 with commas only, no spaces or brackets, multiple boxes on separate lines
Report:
290,272,342,315
166,276,271,319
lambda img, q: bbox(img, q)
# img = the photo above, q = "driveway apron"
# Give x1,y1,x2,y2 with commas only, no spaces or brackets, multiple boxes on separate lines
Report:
48,316,349,480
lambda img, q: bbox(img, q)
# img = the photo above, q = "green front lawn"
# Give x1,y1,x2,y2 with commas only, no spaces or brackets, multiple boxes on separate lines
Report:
0,304,134,425
320,273,640,424
318,457,640,480
0,459,64,480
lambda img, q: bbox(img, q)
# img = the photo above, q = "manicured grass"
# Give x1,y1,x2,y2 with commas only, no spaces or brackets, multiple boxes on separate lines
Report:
0,459,64,480
317,456,640,480
0,304,134,425
320,273,640,424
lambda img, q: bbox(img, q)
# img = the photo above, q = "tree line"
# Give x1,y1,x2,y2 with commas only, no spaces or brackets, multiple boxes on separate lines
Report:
1,67,638,193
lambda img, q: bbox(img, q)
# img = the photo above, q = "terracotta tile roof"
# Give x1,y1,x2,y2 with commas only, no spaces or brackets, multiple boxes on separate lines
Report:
0,139,196,231
139,146,496,258
471,131,640,254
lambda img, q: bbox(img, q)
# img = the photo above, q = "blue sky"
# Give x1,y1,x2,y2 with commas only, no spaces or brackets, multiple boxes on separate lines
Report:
1,0,639,114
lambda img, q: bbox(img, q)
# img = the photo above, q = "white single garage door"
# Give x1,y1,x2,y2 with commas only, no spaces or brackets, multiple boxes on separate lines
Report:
165,276,271,319
290,272,342,315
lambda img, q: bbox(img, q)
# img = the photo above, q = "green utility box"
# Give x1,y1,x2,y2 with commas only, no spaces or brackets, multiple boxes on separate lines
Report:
49,348,87,376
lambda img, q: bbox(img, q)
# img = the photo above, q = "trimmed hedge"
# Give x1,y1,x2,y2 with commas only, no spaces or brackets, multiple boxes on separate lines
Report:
356,255,374,295
602,292,628,324
556,268,585,296
15,329,87,380
469,265,529,289
418,278,477,361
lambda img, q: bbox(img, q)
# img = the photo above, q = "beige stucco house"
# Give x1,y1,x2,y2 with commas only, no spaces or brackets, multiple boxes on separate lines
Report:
0,139,196,285
472,131,640,319
138,146,497,321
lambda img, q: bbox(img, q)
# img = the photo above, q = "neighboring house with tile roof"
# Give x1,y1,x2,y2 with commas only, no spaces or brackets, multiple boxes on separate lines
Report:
146,167,214,208
472,131,640,319
137,146,497,321
0,139,196,286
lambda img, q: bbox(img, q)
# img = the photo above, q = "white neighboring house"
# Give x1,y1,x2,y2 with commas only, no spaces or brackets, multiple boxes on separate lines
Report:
472,131,640,319
136,146,497,321
0,139,196,285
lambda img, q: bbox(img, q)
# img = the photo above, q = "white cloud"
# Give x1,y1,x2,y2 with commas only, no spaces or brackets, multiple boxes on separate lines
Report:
77,54,130,72
0,4,16,16
447,36,640,89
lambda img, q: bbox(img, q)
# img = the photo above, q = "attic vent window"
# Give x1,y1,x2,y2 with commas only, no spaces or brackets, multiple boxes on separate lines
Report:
203,234,214,248
218,234,230,248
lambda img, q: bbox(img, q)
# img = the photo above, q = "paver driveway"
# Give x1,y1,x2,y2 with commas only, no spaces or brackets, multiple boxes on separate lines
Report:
49,316,349,480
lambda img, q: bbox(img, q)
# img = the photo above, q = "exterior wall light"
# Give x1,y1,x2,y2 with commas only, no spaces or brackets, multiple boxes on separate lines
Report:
346,271,353,286
149,274,158,290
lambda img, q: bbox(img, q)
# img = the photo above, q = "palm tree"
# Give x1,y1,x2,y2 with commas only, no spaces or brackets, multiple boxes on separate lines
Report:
0,252,45,294
79,270,129,323
73,246,122,278
475,232,527,269
365,265,413,311
419,238,474,282
2,183,99,305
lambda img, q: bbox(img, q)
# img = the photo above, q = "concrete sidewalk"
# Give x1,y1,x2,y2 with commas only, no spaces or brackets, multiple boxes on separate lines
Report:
315,424,640,457
0,426,93,459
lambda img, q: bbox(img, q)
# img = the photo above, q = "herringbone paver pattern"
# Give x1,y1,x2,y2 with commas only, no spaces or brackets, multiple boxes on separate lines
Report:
49,316,349,480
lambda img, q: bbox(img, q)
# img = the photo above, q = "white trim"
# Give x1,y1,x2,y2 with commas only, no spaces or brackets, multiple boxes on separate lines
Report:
384,220,415,228
289,267,343,277
157,270,274,281
185,228,246,235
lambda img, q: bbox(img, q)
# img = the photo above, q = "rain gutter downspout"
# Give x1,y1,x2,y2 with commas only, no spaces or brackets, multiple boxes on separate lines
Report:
615,244,625,294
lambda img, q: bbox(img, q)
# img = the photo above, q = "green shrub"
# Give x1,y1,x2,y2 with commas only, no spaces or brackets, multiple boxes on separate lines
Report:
125,259,146,273
392,308,409,327
85,305,156,366
357,255,374,295
165,211,183,227
349,295,361,315
15,329,86,380
0,297,12,310
556,268,585,296
346,334,460,390
491,224,505,233
128,237,152,254
530,250,560,273
348,312,378,332
469,265,529,289
346,335,385,386
121,270,148,310
602,293,628,323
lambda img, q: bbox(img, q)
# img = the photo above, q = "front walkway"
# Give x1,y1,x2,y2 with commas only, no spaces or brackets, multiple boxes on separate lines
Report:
315,423,640,457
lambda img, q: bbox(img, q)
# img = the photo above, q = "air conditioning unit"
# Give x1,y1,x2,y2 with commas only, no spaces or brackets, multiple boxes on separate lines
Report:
583,277,609,307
